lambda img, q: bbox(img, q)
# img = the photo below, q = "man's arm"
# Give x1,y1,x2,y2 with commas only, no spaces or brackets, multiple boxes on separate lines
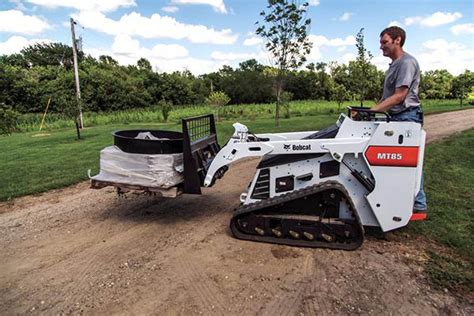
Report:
371,86,408,112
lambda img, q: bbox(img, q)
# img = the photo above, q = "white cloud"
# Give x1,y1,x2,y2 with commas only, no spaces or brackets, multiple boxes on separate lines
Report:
26,0,136,12
404,16,422,26
308,0,320,6
111,34,141,56
162,6,179,13
170,0,227,14
451,23,474,36
341,53,356,64
306,35,356,62
85,33,219,73
73,11,238,45
151,44,189,59
243,36,263,46
309,35,356,47
86,45,221,74
0,10,50,35
339,12,353,22
422,39,464,51
111,34,189,59
415,39,472,75
388,20,403,27
373,55,389,71
0,35,52,55
337,46,346,52
405,12,462,27
210,51,265,61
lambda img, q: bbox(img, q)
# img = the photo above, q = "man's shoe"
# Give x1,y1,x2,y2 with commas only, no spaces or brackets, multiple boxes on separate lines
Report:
410,208,427,221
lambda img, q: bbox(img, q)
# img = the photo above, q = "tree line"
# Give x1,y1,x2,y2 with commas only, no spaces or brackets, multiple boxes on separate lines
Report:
0,42,472,116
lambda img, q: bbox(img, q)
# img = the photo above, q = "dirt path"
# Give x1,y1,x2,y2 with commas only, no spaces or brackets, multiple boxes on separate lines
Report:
1,109,473,315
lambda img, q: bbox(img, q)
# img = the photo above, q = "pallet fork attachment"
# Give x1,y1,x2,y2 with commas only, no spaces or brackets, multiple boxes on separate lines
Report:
182,114,220,194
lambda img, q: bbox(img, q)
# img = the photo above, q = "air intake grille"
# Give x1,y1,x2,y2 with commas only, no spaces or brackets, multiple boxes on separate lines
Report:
250,169,270,200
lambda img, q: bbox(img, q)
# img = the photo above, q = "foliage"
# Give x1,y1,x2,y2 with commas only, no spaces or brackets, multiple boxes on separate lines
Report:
352,28,374,105
332,83,350,110
419,70,454,99
0,103,20,135
0,41,470,119
280,91,293,118
450,70,474,106
206,91,230,121
256,0,312,126
21,42,80,69
158,98,173,122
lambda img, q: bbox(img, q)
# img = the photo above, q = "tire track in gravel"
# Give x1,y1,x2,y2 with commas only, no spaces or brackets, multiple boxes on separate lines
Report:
261,254,314,316
45,223,159,312
175,255,228,315
301,254,331,316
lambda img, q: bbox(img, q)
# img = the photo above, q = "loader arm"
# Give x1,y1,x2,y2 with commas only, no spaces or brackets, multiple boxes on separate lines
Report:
204,122,369,187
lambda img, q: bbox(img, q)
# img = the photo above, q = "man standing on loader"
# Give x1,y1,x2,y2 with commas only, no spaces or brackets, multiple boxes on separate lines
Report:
371,26,427,214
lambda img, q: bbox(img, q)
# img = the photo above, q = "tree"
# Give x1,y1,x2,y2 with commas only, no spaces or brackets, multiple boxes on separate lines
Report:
98,55,118,66
420,70,453,99
256,0,312,126
137,58,152,71
332,83,349,111
206,91,230,121
21,42,79,69
352,28,373,105
451,70,474,106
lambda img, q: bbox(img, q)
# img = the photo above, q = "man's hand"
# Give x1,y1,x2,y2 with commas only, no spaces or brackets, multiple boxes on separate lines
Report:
372,86,408,112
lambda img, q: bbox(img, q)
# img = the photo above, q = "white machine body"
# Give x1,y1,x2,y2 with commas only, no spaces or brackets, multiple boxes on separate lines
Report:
204,114,426,232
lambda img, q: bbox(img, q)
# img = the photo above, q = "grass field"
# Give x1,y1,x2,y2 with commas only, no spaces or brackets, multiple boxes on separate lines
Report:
15,99,467,133
407,129,473,292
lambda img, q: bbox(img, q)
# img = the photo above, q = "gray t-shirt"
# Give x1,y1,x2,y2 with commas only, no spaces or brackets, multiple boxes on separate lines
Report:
382,52,420,113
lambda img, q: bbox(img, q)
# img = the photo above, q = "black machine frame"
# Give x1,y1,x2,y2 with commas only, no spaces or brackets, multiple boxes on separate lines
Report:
182,114,220,194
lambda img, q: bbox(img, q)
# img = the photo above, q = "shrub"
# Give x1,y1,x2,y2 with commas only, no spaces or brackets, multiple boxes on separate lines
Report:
206,91,230,121
158,99,173,122
0,103,20,135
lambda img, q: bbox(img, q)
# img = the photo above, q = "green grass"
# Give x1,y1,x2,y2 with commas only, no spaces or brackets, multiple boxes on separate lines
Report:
0,114,337,201
408,129,474,292
14,99,466,133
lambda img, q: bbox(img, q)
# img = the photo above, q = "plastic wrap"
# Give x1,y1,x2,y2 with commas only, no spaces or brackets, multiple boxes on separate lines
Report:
91,146,184,189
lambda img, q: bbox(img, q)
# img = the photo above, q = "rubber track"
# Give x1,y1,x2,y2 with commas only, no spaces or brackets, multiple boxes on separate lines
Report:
230,180,364,250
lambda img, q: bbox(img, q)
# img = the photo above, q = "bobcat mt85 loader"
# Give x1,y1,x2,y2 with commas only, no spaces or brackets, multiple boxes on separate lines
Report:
203,107,426,250
91,107,426,250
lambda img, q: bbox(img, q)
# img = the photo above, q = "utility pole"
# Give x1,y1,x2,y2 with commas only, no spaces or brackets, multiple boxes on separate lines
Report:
70,17,83,128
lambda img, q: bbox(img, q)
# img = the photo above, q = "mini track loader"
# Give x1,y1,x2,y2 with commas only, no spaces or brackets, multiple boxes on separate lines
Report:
91,107,426,250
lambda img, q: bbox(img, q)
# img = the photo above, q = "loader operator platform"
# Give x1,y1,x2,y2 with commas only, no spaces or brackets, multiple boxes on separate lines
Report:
371,26,427,213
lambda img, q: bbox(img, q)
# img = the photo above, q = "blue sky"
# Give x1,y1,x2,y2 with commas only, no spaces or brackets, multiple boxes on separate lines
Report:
0,0,473,75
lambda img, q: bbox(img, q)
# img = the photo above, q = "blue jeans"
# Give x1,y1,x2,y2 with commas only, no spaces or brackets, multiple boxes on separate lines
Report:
390,107,427,211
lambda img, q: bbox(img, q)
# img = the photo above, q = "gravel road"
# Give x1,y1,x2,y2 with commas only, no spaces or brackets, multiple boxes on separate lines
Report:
1,109,473,315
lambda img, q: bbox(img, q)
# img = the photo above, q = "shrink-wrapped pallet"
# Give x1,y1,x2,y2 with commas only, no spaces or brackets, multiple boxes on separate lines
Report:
91,146,184,189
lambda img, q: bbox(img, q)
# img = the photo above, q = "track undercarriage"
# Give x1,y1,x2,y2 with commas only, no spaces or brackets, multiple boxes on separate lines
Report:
230,181,364,250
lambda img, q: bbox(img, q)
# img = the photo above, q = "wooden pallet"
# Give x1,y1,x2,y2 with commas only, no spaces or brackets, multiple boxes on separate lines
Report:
90,179,183,198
